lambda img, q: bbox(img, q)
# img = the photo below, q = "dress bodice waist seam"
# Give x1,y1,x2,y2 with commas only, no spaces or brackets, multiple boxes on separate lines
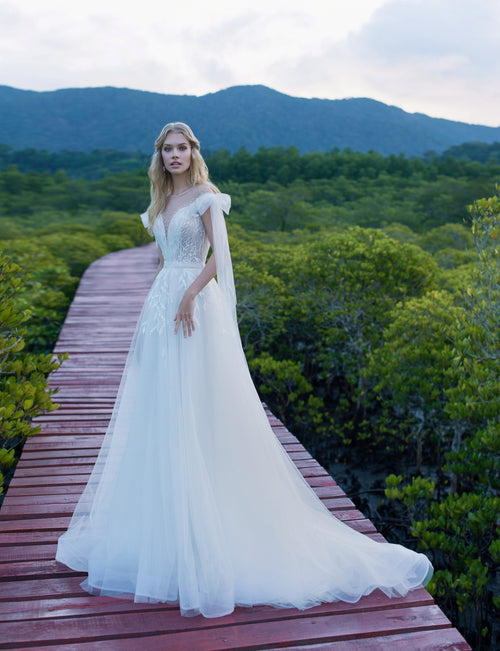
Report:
162,262,204,270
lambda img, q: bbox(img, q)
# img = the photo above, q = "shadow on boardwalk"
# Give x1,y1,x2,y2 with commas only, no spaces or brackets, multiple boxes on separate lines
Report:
0,243,470,649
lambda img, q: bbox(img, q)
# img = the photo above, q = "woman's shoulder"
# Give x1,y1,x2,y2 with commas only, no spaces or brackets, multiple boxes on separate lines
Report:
194,183,217,197
192,185,214,212
194,187,231,217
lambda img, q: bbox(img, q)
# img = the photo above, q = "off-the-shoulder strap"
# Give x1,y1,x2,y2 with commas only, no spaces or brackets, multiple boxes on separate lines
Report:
197,192,236,326
195,191,231,218
140,211,149,228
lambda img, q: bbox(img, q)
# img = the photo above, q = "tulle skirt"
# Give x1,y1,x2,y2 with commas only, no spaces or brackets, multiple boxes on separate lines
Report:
56,264,432,618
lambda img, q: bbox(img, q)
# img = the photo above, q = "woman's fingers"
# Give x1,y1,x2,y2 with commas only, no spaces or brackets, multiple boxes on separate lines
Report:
174,312,195,337
183,314,194,337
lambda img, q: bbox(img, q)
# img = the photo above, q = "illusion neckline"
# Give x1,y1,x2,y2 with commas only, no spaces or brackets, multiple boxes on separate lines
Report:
170,188,193,198
160,189,216,241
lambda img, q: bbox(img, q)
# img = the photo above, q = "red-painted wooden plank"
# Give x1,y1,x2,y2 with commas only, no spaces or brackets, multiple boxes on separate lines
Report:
0,605,452,650
0,544,56,562
293,458,323,467
23,435,104,448
12,464,95,477
283,628,471,650
20,446,102,457
16,628,470,651
15,457,98,468
321,498,356,510
30,427,107,435
311,485,346,498
0,516,71,532
3,485,84,497
2,494,83,506
0,559,84,580
0,588,433,622
0,576,90,601
0,530,62,545
297,466,330,477
303,476,337,487
8,474,90,488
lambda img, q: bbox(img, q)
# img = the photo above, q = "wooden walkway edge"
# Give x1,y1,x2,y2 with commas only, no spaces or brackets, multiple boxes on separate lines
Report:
0,243,470,650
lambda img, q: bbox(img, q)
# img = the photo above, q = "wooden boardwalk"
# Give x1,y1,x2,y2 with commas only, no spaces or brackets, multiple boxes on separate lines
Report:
0,243,470,650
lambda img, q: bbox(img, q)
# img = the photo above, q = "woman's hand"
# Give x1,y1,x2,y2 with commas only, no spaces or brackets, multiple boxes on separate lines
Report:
174,291,196,337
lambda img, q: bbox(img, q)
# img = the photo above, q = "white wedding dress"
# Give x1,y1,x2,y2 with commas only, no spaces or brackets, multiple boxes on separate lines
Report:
56,185,432,618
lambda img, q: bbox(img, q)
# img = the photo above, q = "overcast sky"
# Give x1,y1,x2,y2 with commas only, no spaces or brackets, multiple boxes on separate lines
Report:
1,0,498,126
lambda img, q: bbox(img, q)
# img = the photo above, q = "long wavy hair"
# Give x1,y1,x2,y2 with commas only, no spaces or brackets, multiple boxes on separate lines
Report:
145,122,218,234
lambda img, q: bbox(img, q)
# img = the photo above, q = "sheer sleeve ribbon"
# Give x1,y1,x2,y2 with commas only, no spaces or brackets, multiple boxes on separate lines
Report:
196,193,237,327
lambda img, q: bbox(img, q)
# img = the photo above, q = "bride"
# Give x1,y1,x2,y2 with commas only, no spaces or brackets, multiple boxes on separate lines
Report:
56,122,432,618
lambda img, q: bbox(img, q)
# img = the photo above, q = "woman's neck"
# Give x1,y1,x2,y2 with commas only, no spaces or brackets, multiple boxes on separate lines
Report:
170,186,192,198
171,174,191,196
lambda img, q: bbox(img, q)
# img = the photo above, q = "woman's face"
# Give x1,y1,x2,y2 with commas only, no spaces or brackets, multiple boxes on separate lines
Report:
161,132,192,177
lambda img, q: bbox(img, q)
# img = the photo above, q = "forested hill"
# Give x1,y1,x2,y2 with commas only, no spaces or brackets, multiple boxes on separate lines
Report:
1,84,499,156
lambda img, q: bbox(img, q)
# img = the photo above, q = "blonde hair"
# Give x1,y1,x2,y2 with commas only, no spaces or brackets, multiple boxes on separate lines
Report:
145,122,218,234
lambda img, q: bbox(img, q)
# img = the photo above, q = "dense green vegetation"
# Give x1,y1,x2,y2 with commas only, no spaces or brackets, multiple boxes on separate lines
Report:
0,144,150,179
0,145,498,648
0,254,66,495
444,141,500,164
1,140,499,182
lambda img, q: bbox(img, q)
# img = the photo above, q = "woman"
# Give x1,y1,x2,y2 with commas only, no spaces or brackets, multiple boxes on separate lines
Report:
56,122,432,618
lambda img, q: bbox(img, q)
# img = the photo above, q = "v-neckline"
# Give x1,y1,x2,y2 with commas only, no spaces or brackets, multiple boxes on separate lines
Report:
161,191,210,240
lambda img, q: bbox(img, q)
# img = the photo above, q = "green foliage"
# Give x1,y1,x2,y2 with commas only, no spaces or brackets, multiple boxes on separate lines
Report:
35,232,109,276
0,145,149,179
231,225,440,452
291,230,437,441
1,145,498,240
462,191,500,365
384,473,435,521
445,422,500,494
0,254,65,496
418,222,474,254
381,190,500,648
0,239,78,352
366,291,462,473
249,354,311,418
387,481,499,644
238,187,317,231
96,211,152,248
442,141,500,165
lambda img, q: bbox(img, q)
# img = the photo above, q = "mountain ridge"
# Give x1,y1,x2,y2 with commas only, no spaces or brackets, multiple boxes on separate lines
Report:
1,84,499,156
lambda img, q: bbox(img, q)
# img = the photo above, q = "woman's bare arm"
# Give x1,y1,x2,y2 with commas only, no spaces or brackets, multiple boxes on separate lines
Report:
174,206,217,337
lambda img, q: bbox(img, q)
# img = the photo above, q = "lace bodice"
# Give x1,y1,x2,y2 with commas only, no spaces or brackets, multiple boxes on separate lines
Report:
152,186,213,266
140,186,236,324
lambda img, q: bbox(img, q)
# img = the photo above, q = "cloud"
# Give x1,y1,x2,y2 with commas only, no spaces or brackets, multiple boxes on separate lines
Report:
264,0,500,125
350,0,499,74
344,0,500,123
0,2,167,90
0,0,498,126
0,0,385,93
